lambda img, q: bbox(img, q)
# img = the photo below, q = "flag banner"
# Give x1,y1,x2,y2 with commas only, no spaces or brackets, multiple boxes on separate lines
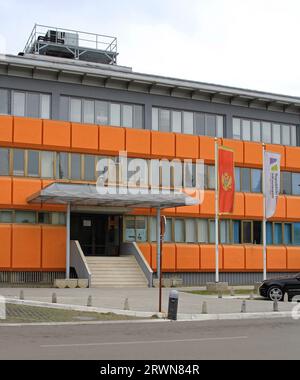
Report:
219,147,235,214
264,152,281,219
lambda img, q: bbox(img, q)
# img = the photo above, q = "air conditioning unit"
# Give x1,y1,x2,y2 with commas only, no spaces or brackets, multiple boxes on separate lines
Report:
45,30,79,46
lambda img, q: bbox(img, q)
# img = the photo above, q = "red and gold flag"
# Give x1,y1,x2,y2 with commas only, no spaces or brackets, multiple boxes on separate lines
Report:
219,147,235,214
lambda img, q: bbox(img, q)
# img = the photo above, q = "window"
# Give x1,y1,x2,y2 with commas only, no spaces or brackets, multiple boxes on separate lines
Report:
294,223,300,245
208,166,215,190
267,222,273,245
70,98,82,122
95,101,109,125
233,118,241,140
242,120,251,141
292,173,300,196
83,100,95,124
282,125,291,146
0,148,10,175
26,92,40,118
186,219,197,243
195,113,205,136
197,219,208,243
262,122,272,143
133,105,143,129
41,94,51,119
175,219,184,243
152,108,159,131
15,211,36,224
13,149,25,176
282,172,292,195
0,211,13,223
159,109,171,132
165,218,173,243
172,111,182,133
206,114,216,137
28,150,40,177
41,151,54,178
51,213,66,225
220,220,230,244
284,224,292,245
272,124,281,145
183,112,194,135
13,92,25,116
110,103,121,126
216,116,224,138
252,121,261,142
38,212,50,225
251,169,262,193
122,105,133,128
56,152,69,180
136,217,147,242
291,126,297,147
60,96,69,121
253,222,262,244
274,223,283,245
84,155,95,181
233,221,241,244
209,220,215,244
235,168,241,192
71,154,81,180
242,221,252,244
0,89,9,115
241,168,251,192
150,217,157,242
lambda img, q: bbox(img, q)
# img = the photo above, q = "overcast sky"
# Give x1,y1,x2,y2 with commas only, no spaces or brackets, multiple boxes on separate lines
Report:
0,0,299,97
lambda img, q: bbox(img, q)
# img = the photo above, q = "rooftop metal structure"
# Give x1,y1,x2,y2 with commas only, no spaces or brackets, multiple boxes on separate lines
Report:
23,24,118,65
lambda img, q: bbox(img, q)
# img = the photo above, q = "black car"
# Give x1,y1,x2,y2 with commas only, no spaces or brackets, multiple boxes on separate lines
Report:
259,273,300,301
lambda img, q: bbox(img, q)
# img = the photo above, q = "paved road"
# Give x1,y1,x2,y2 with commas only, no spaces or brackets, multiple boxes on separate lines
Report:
0,318,299,360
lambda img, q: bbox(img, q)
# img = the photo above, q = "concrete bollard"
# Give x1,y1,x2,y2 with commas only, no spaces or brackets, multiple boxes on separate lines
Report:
218,291,223,299
284,293,289,303
124,298,130,311
250,293,254,301
273,299,279,312
230,288,235,297
20,290,24,300
87,295,93,308
52,293,57,304
202,302,208,315
241,300,246,313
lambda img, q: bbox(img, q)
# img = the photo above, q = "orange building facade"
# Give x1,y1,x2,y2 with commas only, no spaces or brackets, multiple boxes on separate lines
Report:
1,40,300,285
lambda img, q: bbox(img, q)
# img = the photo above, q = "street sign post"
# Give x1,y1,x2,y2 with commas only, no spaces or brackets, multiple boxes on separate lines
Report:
159,216,167,313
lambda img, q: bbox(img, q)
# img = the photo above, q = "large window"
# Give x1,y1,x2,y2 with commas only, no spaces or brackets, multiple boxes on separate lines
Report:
233,117,298,147
61,96,144,129
0,210,65,225
11,91,51,119
152,107,224,137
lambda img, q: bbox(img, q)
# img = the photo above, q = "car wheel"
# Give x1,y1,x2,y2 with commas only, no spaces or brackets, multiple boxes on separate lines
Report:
268,286,284,302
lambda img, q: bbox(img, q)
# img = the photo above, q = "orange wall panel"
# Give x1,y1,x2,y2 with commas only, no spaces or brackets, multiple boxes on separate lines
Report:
200,190,215,217
99,126,125,155
12,179,42,208
42,227,66,269
176,244,200,271
0,178,12,206
223,245,245,270
176,134,199,159
266,144,286,168
271,196,286,220
232,193,245,218
199,136,220,162
0,115,13,143
200,245,223,270
244,193,263,219
286,147,300,172
151,244,176,271
286,197,300,220
267,247,287,271
71,123,99,152
245,246,263,270
222,139,244,165
151,131,175,159
244,142,263,167
14,117,42,146
126,129,151,157
43,120,71,149
12,225,42,269
0,225,12,269
138,243,152,267
287,247,300,270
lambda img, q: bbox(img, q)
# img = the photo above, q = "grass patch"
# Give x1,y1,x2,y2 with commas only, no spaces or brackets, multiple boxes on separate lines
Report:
0,304,145,324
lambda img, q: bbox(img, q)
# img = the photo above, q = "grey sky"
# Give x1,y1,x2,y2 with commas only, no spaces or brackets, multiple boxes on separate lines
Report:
0,0,299,96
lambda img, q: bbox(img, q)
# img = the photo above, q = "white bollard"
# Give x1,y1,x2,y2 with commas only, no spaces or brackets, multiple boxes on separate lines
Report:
124,298,130,311
87,295,93,307
230,288,235,297
52,293,57,304
20,290,24,301
273,299,279,312
241,300,246,313
202,302,208,315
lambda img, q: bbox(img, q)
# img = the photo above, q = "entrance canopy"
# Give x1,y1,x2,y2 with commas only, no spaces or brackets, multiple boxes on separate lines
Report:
27,183,200,209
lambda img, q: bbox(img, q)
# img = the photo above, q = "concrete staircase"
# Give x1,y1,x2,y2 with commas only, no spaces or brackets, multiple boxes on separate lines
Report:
85,256,148,288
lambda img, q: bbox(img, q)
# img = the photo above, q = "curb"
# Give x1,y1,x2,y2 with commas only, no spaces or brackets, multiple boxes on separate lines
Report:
177,311,295,321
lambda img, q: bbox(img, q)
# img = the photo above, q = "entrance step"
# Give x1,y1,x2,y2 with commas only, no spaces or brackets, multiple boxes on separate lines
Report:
85,256,148,288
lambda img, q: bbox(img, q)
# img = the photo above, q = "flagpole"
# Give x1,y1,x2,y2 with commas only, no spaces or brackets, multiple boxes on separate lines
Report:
262,144,267,281
215,138,219,284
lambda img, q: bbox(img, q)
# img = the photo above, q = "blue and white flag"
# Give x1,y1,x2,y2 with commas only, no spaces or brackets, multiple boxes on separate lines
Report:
264,152,281,219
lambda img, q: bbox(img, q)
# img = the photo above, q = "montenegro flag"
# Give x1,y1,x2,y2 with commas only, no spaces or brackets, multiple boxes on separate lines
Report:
219,147,235,214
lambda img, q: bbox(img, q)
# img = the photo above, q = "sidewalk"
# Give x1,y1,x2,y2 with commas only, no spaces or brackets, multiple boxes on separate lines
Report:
0,287,297,315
